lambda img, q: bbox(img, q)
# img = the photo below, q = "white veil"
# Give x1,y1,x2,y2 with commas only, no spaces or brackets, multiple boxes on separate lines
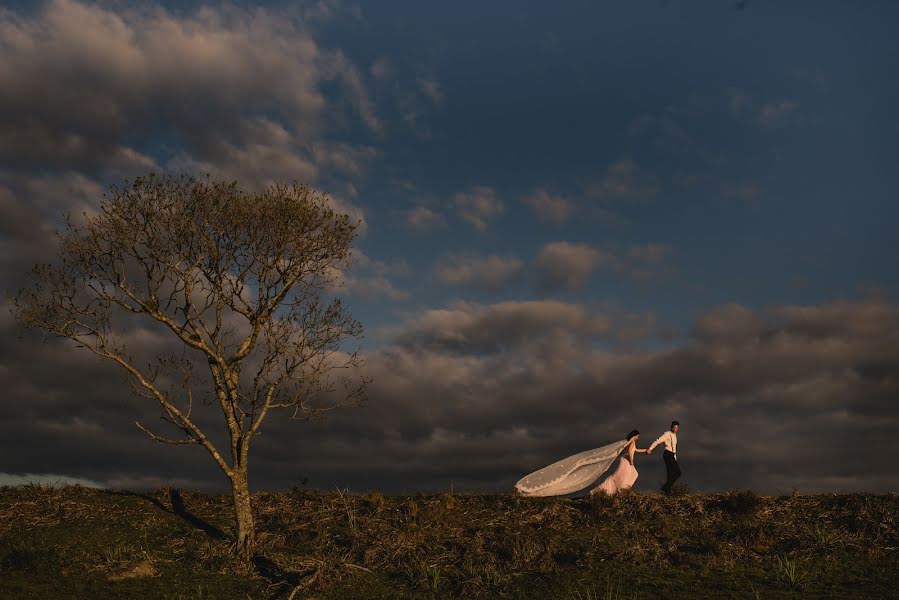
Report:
515,439,629,497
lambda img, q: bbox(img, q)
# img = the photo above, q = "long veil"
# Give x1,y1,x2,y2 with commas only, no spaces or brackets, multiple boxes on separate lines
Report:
515,438,629,497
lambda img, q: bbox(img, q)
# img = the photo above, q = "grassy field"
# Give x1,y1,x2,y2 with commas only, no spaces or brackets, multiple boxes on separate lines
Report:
0,484,896,599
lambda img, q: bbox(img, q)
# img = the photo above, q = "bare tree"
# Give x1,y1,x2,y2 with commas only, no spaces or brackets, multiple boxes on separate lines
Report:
13,175,367,560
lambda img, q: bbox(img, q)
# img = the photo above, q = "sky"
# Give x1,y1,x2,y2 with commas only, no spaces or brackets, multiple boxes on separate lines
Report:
1,0,898,495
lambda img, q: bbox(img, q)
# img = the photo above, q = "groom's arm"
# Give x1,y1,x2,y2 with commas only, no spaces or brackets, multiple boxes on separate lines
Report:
647,432,668,453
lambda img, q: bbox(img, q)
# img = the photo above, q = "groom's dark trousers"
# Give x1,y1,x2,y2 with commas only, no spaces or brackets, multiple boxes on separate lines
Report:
662,450,681,494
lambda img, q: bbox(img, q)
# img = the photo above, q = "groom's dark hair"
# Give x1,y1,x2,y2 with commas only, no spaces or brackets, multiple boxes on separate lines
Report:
626,430,640,440
671,420,680,429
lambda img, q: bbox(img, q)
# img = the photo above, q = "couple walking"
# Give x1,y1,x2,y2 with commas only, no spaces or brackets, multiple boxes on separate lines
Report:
515,421,682,497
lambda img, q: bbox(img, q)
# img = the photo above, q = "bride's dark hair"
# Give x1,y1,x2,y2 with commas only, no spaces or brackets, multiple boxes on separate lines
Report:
626,429,640,440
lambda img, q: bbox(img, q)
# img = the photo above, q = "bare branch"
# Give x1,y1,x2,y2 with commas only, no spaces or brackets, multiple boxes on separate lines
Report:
135,420,200,446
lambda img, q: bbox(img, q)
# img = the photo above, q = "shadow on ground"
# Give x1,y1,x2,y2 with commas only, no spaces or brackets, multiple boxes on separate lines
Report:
120,488,227,540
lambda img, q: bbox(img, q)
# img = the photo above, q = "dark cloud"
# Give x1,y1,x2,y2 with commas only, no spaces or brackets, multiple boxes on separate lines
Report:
1,1,896,498
4,295,897,494
0,0,378,285
0,0,377,215
1,1,319,172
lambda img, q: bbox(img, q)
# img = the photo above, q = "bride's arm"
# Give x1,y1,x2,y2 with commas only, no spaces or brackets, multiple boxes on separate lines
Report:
627,439,637,464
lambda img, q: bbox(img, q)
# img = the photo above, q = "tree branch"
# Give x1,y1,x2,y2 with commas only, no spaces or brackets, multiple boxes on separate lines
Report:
134,420,200,446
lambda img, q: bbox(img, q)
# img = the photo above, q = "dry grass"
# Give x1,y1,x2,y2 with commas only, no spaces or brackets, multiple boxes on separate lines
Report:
1,484,897,598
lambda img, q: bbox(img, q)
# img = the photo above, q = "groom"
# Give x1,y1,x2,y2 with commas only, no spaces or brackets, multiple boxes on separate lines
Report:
647,420,680,495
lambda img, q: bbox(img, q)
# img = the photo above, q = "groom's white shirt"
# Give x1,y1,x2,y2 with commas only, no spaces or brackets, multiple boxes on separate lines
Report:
649,431,677,458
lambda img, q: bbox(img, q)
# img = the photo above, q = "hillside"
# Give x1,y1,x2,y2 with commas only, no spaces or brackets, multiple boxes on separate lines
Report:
1,485,896,599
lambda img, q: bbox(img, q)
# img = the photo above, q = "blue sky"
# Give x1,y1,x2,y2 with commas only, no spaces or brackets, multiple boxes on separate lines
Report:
297,0,899,338
1,0,898,493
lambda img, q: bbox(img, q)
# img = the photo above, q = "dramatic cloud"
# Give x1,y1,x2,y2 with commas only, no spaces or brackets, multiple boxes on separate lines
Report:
0,1,336,168
0,0,382,286
5,295,896,494
0,171,105,278
522,189,576,224
453,186,504,232
2,1,895,498
434,254,523,292
0,0,379,199
535,242,612,291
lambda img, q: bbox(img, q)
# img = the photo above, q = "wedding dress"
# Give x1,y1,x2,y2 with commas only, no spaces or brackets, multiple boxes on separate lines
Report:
515,439,629,497
590,449,639,496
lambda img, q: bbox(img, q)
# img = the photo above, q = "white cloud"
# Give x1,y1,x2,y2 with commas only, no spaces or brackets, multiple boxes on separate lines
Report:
417,79,445,106
434,253,523,292
389,299,613,352
328,250,408,301
588,159,659,201
369,57,390,80
453,185,503,232
724,89,798,127
402,205,446,232
522,188,575,223
535,242,612,291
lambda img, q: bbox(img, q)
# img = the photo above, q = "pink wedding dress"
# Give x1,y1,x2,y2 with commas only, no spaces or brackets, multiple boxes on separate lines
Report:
591,451,638,495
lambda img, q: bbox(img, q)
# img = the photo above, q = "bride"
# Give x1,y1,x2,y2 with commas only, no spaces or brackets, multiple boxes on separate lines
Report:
515,430,648,497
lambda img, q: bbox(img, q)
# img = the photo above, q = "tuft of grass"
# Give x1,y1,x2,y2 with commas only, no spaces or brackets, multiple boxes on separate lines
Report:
773,554,808,588
808,521,845,548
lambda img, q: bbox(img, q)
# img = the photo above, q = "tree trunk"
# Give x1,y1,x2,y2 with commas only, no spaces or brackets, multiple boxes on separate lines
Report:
230,467,255,561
